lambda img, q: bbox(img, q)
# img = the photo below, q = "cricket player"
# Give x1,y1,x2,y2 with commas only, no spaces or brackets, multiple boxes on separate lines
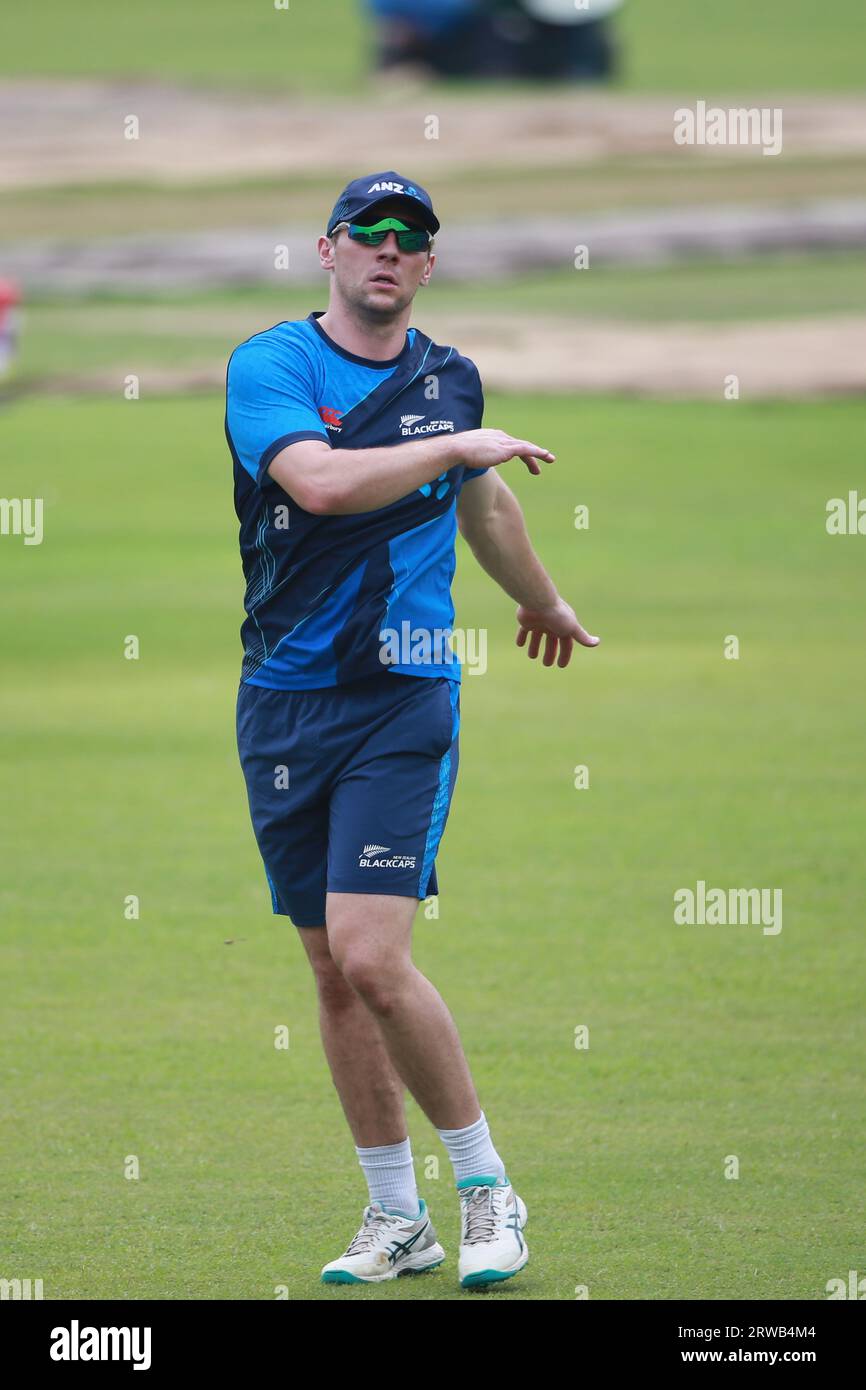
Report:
225,171,598,1288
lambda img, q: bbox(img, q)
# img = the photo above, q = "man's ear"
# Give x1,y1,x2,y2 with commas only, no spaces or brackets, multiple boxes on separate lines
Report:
419,251,436,286
318,234,336,270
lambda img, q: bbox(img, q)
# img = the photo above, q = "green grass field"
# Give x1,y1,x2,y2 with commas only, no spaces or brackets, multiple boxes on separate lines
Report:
2,389,863,1299
2,0,862,92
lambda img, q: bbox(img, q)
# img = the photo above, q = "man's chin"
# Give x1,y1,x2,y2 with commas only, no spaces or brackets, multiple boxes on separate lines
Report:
358,288,413,319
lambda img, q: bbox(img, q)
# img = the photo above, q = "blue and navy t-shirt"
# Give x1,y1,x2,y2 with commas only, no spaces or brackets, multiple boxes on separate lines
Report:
225,311,488,690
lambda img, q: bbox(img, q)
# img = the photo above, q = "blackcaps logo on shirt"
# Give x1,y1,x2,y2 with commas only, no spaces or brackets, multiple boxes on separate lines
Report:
399,416,455,499
399,414,454,437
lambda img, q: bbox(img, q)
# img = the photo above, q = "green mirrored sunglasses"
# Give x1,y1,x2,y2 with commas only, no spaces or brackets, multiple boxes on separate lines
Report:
332,216,432,253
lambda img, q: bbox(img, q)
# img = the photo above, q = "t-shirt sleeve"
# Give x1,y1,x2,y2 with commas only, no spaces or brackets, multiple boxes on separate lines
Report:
461,360,488,482
225,337,329,487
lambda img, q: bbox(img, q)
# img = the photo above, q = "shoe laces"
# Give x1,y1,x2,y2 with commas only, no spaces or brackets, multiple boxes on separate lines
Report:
460,1184,501,1245
343,1204,404,1256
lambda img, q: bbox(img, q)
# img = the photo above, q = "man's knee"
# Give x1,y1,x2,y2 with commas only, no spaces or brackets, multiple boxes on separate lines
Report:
324,893,416,1010
296,925,353,1002
299,932,396,1015
329,928,413,1013
336,950,407,1016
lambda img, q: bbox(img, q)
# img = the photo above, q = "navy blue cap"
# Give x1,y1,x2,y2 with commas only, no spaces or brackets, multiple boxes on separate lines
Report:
326,171,440,237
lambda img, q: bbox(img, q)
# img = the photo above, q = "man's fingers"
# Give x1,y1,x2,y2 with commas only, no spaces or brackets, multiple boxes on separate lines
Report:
517,616,598,665
517,625,597,663
508,438,554,461
488,436,554,474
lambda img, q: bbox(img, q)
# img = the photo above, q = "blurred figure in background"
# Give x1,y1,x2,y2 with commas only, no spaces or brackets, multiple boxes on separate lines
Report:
363,0,622,80
364,0,486,76
487,0,621,80
0,278,22,382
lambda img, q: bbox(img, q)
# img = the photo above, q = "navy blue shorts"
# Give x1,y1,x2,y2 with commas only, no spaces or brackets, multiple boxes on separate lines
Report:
236,671,460,927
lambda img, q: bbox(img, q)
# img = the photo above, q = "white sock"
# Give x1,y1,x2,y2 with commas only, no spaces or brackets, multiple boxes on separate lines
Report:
436,1111,507,1185
355,1137,421,1218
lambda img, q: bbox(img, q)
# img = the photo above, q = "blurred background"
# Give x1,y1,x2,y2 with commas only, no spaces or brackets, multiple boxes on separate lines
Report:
2,0,864,399
2,0,865,1302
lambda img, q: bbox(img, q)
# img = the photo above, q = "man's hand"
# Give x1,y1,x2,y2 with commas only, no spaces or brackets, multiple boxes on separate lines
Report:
459,428,555,476
516,598,600,668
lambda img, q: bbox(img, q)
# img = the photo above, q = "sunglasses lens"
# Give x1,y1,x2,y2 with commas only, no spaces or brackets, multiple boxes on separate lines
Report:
347,219,429,251
398,231,429,251
349,228,386,245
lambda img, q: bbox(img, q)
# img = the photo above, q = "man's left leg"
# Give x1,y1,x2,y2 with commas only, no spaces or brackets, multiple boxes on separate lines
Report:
326,890,482,1132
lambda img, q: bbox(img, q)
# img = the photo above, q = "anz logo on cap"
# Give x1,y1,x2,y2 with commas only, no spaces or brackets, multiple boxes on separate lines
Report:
366,181,420,198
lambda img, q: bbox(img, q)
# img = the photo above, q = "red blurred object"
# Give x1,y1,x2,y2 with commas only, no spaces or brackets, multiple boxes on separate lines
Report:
0,278,22,309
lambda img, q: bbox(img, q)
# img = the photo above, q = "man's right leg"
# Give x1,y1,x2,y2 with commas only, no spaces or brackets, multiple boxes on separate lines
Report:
297,923,443,1278
295,923,409,1150
237,680,436,1267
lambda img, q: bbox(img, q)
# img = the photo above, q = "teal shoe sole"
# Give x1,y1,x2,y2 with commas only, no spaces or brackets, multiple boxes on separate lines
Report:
461,1258,528,1289
322,1256,445,1284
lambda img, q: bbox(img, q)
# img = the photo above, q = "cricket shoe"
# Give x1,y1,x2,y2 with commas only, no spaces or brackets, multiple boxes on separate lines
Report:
321,1198,445,1283
457,1174,528,1288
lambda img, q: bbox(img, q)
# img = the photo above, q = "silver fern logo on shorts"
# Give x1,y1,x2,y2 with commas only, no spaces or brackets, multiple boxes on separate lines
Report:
359,844,417,869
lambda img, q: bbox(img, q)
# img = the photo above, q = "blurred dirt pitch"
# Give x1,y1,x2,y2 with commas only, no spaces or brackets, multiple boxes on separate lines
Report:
4,77,866,397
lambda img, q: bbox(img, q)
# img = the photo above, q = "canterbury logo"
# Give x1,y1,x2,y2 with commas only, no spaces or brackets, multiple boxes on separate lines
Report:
319,406,342,429
362,843,390,856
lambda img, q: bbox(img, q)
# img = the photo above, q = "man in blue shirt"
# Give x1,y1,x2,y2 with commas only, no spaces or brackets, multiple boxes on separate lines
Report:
226,171,599,1288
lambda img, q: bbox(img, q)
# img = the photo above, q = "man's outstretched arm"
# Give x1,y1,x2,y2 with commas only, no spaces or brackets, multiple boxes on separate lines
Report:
457,470,600,668
266,429,554,516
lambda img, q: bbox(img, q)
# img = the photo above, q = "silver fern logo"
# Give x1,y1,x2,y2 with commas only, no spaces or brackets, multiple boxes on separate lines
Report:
359,843,416,869
401,414,425,427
